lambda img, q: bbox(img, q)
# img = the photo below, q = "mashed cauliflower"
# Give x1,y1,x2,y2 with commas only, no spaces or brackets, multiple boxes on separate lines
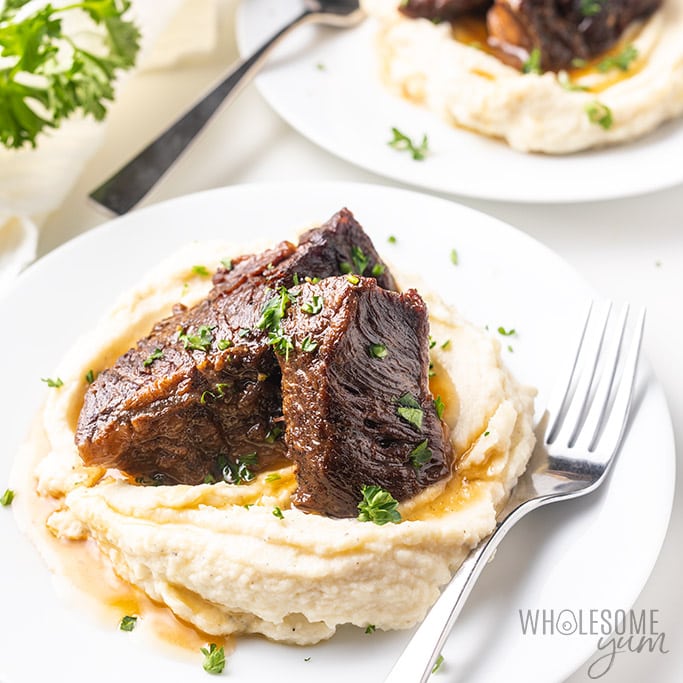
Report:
23,238,535,646
362,0,683,153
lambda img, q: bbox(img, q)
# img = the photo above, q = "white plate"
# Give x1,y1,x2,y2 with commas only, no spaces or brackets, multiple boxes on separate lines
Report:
0,182,674,682
236,2,683,203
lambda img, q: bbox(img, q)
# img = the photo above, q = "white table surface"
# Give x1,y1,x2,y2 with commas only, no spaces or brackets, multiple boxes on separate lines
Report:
36,1,682,681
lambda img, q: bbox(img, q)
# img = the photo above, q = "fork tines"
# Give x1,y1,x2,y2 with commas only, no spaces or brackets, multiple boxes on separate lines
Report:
546,301,646,459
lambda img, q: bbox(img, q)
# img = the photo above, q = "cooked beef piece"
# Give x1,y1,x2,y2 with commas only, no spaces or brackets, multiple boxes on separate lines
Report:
487,0,661,71
399,0,492,20
75,209,396,485
278,276,453,518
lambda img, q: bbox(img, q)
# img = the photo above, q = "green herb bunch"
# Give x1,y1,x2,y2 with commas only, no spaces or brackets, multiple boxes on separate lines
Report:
0,0,140,149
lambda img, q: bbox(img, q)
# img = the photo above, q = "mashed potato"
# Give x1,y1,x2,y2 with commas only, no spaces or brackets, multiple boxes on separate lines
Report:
362,0,683,153
25,239,535,646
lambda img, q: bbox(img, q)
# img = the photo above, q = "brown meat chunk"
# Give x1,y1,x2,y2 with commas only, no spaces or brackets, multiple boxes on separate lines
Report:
278,276,453,518
487,0,661,71
75,209,396,485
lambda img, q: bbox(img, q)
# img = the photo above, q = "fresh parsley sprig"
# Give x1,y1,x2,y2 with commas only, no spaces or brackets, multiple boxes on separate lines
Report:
388,127,429,160
357,485,401,525
0,0,140,149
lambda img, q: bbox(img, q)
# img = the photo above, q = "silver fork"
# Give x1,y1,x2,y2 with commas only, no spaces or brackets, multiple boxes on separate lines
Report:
89,0,363,216
384,301,646,683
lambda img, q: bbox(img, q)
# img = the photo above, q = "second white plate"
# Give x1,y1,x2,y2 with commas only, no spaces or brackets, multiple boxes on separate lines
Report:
236,1,683,203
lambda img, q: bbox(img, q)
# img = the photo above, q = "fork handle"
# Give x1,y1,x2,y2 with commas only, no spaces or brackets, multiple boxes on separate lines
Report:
89,9,314,215
383,501,534,683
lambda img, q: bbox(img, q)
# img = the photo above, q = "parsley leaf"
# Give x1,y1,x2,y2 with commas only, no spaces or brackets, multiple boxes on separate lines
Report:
200,643,225,675
272,506,284,519
388,127,429,160
522,48,542,74
0,0,140,149
409,439,432,469
41,377,63,388
432,654,445,673
340,245,370,276
357,485,401,525
396,393,424,431
300,335,318,353
369,343,388,359
1,488,14,506
301,295,323,315
192,265,210,277
178,325,215,352
580,0,605,16
434,395,445,420
143,348,163,367
597,44,638,73
119,615,137,632
585,100,613,129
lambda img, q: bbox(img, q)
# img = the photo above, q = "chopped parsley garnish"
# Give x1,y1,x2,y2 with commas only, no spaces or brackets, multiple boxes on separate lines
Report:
580,0,605,16
143,348,163,367
41,377,63,388
119,615,137,632
387,235,397,244
217,339,232,351
409,439,432,469
1,488,14,506
220,258,233,271
301,295,323,315
304,657,311,662
221,453,258,485
265,473,281,482
497,326,516,337
340,245,370,276
178,325,215,352
432,654,445,673
450,249,459,266
434,395,445,420
203,473,216,484
346,274,360,285
396,393,424,431
306,276,321,285
429,336,437,349
200,383,229,405
238,328,251,338
301,335,318,353
440,339,451,350
257,286,293,333
585,100,613,129
371,263,385,277
201,643,225,675
597,44,638,73
0,0,140,150
268,332,294,360
484,430,490,436
357,485,401,525
192,265,210,277
388,127,429,160
265,425,283,443
272,506,284,519
292,273,300,286
365,624,376,634
258,287,295,359
507,344,514,353
369,343,388,359
85,369,96,384
522,48,542,75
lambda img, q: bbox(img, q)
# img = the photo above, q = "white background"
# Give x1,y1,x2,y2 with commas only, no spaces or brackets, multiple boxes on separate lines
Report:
35,1,683,680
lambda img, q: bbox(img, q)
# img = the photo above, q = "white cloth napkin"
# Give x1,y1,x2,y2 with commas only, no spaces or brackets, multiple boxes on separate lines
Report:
0,0,218,294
